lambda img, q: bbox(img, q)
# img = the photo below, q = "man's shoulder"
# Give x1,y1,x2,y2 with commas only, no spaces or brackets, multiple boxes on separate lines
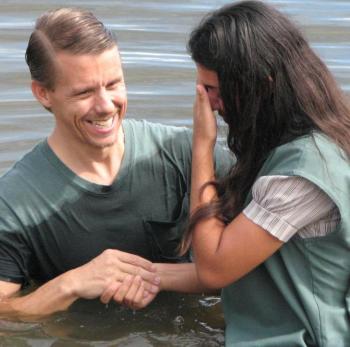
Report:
0,141,48,198
124,118,191,137
124,118,192,150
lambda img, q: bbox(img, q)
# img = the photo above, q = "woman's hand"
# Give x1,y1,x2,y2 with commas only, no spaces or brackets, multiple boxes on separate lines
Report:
193,84,217,148
69,249,159,301
100,275,159,310
190,84,218,213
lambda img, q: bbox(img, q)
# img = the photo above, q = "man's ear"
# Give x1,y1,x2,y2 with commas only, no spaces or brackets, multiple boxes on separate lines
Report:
31,80,52,110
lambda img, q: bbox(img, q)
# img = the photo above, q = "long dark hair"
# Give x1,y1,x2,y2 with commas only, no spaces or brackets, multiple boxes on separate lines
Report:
181,0,350,252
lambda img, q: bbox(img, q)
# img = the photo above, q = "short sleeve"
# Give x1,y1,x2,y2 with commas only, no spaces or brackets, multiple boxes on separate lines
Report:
0,198,31,284
243,175,340,242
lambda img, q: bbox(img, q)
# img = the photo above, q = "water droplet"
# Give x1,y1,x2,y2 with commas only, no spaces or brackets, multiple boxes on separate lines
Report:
173,315,184,326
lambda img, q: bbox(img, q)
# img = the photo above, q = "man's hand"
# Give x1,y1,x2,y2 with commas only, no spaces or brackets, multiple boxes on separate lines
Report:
100,274,159,310
0,249,160,319
67,249,160,300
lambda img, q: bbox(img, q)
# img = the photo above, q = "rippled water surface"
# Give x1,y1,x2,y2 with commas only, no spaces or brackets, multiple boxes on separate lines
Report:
0,0,350,345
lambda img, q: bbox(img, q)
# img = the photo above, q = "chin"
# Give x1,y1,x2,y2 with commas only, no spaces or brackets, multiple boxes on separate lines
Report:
87,138,116,149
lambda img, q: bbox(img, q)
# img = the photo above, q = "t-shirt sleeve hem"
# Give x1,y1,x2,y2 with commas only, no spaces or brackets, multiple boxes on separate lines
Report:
0,275,23,284
243,200,298,242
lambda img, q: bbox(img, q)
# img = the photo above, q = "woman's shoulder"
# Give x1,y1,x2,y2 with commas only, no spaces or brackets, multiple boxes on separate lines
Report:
264,132,347,174
258,132,349,208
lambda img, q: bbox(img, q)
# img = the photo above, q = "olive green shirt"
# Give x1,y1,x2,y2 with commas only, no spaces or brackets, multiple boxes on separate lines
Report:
0,119,233,285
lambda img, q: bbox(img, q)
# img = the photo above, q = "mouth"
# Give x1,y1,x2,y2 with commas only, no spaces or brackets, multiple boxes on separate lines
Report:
84,105,123,137
87,117,115,129
84,112,120,136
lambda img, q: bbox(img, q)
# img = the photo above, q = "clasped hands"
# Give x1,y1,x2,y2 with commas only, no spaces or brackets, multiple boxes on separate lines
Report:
70,249,161,310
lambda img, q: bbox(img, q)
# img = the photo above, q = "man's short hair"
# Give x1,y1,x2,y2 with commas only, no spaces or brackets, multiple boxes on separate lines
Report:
25,8,117,89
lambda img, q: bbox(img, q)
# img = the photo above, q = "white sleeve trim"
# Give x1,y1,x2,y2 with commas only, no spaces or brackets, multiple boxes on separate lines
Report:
243,175,340,241
243,200,298,242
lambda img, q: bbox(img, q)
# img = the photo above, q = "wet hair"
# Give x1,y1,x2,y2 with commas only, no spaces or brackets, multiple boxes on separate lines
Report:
181,0,350,252
25,8,117,89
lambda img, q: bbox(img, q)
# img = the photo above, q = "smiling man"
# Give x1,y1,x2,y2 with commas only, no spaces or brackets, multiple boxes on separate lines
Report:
0,8,232,316
33,46,127,184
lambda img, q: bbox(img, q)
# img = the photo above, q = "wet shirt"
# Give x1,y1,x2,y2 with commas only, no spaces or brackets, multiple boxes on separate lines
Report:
0,119,233,285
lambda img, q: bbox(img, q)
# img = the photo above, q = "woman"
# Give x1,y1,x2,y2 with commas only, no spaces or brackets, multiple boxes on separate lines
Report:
182,1,350,346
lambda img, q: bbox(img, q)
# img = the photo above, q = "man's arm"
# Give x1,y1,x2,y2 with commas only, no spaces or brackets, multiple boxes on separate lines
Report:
0,274,77,318
0,249,160,319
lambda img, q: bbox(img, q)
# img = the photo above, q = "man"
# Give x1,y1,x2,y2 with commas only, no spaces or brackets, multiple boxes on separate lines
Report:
0,8,231,316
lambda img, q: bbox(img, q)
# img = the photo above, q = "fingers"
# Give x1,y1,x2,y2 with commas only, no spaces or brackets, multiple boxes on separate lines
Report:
118,262,160,287
100,276,143,307
136,267,160,287
100,276,158,310
196,84,208,99
193,83,217,145
113,275,146,309
112,250,160,285
120,276,157,310
100,281,121,304
123,276,144,309
195,84,211,110
117,251,156,272
113,274,134,304
131,281,147,310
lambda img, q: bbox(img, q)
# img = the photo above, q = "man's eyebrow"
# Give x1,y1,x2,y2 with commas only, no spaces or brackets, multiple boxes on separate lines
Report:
69,77,123,96
107,77,123,86
70,85,96,96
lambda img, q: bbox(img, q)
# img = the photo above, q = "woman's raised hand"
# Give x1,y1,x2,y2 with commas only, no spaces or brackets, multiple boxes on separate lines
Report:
193,84,217,148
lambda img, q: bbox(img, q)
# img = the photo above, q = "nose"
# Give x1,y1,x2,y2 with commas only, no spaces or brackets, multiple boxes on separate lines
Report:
95,90,115,115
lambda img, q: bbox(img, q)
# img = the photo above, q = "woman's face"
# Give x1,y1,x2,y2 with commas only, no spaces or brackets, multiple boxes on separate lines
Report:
196,64,225,116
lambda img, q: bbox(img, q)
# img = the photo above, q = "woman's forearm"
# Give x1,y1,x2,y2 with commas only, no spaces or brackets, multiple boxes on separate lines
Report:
190,143,217,212
155,262,213,293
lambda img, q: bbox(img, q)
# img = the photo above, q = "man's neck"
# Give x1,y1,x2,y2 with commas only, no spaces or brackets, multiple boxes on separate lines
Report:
47,127,125,186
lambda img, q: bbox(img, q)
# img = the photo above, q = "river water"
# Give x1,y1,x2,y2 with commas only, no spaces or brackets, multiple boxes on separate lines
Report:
0,0,349,346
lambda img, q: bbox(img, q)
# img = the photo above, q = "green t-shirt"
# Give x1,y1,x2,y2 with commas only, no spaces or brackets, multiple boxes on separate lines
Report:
0,119,232,285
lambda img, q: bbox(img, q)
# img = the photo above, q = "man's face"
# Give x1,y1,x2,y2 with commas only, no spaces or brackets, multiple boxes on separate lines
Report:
42,46,127,150
196,64,224,116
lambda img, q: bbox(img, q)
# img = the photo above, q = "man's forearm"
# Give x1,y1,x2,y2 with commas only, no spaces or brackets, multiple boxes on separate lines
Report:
0,249,161,318
155,263,214,294
0,270,78,319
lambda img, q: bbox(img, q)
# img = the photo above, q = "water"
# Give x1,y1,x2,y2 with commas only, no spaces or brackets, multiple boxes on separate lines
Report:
0,294,225,346
0,0,349,345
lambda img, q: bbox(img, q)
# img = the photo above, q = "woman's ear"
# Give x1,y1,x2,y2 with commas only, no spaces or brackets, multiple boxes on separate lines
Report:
31,80,52,110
